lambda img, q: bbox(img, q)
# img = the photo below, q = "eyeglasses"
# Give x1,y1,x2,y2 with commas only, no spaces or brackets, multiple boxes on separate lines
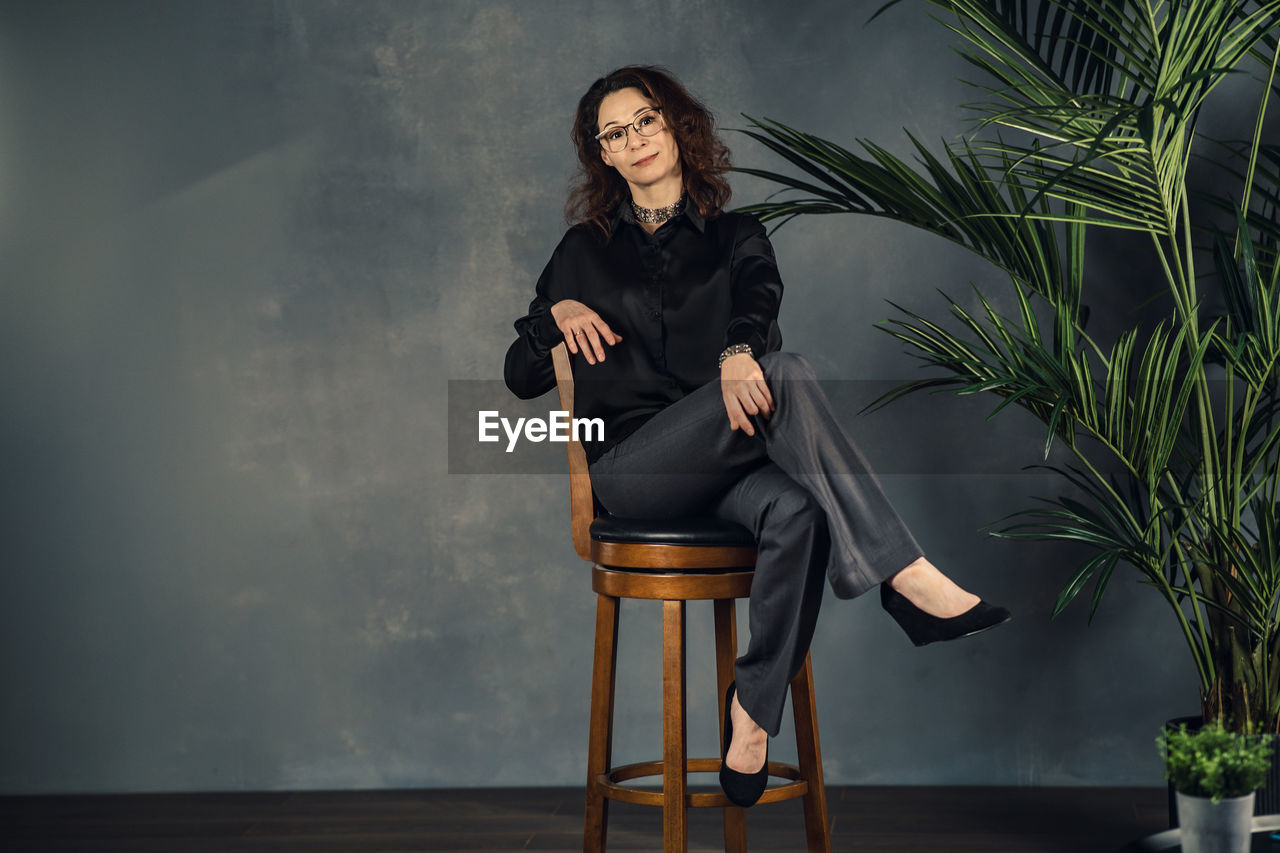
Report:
595,108,665,152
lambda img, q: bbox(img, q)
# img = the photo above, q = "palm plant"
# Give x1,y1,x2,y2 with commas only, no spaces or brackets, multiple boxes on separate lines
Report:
735,0,1280,732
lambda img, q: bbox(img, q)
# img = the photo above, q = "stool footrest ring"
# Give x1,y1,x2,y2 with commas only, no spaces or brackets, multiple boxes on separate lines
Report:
592,566,755,600
597,758,809,807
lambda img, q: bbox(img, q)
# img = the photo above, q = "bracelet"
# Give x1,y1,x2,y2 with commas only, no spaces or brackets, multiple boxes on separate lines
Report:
718,343,754,368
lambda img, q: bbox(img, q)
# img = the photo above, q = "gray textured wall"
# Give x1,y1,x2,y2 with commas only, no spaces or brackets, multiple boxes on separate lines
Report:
0,0,1205,794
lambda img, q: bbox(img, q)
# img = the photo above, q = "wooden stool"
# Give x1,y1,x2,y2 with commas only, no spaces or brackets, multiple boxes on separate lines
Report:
551,344,831,853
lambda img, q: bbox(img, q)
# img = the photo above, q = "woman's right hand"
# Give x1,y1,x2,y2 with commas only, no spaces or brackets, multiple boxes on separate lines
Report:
551,299,622,365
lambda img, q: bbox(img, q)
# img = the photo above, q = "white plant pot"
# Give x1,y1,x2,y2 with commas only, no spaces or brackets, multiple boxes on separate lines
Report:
1176,790,1256,853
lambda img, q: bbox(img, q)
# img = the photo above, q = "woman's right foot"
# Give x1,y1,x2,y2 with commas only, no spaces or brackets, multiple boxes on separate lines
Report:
726,689,767,774
720,682,769,808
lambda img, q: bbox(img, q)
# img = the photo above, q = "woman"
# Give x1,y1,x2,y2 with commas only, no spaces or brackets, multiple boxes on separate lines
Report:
504,65,1010,807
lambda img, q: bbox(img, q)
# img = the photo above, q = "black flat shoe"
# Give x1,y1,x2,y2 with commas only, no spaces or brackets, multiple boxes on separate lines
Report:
880,582,1011,646
719,681,768,808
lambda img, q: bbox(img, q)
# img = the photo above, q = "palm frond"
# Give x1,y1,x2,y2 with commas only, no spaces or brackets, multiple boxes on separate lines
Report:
993,463,1163,619
732,118,1085,308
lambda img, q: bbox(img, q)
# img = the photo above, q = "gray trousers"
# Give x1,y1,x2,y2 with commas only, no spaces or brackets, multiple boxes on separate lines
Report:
588,351,923,736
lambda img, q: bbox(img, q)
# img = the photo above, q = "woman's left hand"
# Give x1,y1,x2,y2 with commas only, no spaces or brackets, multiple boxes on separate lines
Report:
721,353,774,437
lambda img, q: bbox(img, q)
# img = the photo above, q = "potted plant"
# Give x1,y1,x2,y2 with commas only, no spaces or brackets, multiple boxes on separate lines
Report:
735,0,1280,782
1159,719,1275,852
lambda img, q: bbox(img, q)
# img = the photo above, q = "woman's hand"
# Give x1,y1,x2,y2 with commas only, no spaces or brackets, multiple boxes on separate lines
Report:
721,353,774,437
551,299,622,365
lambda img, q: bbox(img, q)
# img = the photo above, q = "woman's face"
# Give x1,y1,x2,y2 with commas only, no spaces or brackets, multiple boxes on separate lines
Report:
596,87,682,192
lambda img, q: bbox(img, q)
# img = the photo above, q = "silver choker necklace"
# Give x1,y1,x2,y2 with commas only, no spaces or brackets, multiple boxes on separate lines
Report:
631,193,687,225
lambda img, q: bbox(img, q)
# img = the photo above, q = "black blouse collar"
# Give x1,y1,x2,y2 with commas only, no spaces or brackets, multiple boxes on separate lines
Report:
609,197,706,236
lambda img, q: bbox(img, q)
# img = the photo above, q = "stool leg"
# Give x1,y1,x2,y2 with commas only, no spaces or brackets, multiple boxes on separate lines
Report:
662,599,688,853
713,599,747,853
791,653,831,853
584,593,619,853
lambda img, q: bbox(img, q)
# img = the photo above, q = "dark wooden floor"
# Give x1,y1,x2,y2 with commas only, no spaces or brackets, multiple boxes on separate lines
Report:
2,784,1169,852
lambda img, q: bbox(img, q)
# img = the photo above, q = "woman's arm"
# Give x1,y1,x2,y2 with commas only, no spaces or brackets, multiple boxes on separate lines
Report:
503,288,561,400
504,232,576,399
503,230,621,399
720,213,784,433
725,214,784,356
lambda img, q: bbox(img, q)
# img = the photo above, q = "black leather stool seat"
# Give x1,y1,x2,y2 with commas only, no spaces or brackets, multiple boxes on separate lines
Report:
589,514,756,547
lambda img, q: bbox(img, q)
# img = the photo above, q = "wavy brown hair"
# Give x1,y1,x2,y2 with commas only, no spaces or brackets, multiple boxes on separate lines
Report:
566,66,732,237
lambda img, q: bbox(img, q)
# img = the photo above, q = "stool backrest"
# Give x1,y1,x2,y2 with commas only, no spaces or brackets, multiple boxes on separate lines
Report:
551,342,595,562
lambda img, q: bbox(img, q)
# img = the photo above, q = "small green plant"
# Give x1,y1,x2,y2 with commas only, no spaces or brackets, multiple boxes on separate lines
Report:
1158,719,1275,802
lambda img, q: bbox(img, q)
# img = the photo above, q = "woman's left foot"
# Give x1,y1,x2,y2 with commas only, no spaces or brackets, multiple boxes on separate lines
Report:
887,558,979,617
882,558,1011,646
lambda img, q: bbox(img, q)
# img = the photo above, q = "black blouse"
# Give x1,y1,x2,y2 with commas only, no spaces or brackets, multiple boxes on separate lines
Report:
503,203,784,463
